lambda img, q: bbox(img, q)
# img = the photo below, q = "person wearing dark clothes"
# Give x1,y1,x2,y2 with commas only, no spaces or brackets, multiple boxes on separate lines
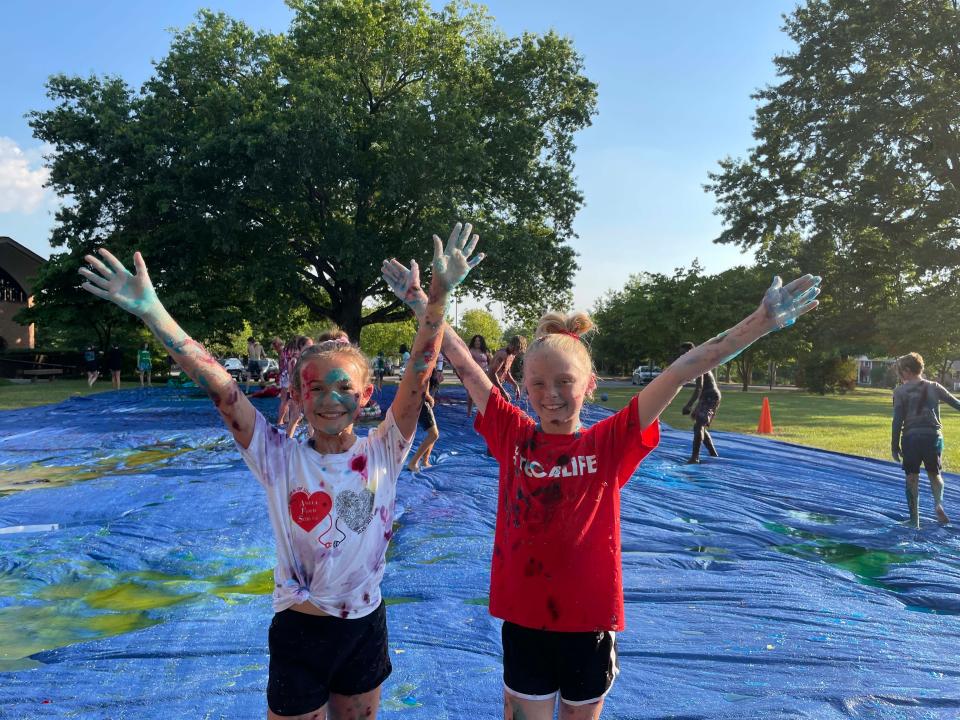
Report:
107,344,123,390
678,342,721,464
891,352,960,527
83,345,99,387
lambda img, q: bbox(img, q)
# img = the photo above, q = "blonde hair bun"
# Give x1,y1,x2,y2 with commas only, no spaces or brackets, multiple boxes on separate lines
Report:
535,311,595,339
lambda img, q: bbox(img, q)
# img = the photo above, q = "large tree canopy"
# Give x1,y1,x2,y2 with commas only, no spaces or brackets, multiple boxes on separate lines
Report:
29,0,596,341
706,0,960,355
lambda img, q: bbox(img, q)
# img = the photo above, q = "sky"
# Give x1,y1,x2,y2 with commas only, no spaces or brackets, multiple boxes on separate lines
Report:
0,0,799,314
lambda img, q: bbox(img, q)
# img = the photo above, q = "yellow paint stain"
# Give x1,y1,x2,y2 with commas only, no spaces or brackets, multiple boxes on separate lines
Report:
0,442,202,496
0,604,160,671
209,569,274,603
86,582,197,612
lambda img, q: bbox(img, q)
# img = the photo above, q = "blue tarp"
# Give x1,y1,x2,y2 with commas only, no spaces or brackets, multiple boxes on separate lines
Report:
0,386,958,719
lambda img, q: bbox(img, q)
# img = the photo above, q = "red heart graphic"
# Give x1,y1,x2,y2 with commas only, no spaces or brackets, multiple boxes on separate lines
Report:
289,490,333,532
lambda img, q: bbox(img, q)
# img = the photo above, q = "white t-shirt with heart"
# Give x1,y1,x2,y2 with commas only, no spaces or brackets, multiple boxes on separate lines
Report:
237,409,412,618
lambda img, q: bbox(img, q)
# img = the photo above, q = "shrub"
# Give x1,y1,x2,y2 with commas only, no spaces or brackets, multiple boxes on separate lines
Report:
796,355,858,394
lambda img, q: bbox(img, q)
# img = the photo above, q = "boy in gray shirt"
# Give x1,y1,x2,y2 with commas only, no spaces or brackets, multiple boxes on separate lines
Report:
892,352,960,527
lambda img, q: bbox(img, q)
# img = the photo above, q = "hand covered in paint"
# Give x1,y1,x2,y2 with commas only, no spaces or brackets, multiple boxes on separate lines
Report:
79,249,160,319
381,258,428,320
430,222,484,295
760,274,821,332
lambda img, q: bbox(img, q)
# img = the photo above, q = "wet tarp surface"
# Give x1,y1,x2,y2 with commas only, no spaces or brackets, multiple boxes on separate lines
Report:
0,386,958,719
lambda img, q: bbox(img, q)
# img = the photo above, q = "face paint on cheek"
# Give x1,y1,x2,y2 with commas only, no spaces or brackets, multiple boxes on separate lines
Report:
331,390,358,413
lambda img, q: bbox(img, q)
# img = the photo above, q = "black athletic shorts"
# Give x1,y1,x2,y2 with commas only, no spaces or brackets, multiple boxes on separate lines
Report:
267,601,391,716
502,621,619,706
418,401,436,431
901,433,942,475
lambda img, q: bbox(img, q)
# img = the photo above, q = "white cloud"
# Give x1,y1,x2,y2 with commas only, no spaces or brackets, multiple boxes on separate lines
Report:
0,137,52,213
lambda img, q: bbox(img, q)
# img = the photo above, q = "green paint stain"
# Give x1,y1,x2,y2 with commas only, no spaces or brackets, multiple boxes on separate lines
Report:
383,596,421,606
0,559,275,668
463,596,489,606
775,541,926,588
418,553,458,565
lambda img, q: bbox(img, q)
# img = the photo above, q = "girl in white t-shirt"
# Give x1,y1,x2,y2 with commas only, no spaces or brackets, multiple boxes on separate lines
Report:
79,222,484,720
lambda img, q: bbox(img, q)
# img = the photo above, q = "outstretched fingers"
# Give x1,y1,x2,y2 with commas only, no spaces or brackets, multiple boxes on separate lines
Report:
463,232,480,259
84,254,114,280
80,282,111,301
97,247,129,275
78,266,111,290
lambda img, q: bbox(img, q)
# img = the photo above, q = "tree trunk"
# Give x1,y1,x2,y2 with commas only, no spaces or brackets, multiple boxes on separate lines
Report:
739,358,752,392
769,359,777,390
336,287,364,343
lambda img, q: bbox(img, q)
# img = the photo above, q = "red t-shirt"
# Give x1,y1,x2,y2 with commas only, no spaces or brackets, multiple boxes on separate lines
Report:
474,389,660,632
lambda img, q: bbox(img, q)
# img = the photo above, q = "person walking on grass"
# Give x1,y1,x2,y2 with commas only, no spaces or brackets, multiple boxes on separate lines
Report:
83,345,99,387
892,352,960,527
137,343,152,387
107,343,123,390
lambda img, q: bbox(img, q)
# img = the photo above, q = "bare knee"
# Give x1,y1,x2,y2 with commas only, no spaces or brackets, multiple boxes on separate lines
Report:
560,698,605,720
268,705,326,720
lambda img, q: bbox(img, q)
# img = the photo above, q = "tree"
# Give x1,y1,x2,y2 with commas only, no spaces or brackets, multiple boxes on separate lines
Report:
359,317,417,359
456,308,502,349
30,0,596,343
706,0,960,356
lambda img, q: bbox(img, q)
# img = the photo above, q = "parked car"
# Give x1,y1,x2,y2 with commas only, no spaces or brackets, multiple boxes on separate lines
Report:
262,358,280,382
220,357,245,381
631,365,662,385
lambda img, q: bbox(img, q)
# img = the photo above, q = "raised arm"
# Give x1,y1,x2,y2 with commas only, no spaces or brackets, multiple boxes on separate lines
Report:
386,223,484,438
634,274,821,430
382,256,494,415
80,249,256,447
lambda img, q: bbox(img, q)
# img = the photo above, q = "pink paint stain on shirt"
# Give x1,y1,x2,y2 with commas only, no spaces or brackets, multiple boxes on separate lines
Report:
350,454,368,479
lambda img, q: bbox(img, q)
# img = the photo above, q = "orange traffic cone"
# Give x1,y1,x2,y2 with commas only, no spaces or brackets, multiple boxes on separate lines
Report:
757,396,774,434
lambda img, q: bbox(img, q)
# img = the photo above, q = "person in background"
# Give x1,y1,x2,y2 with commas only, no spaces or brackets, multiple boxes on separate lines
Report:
107,343,123,390
678,341,721,464
892,352,960,527
84,345,99,388
137,343,152,387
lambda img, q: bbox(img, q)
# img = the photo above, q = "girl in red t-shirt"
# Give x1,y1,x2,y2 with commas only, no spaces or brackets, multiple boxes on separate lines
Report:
384,255,820,720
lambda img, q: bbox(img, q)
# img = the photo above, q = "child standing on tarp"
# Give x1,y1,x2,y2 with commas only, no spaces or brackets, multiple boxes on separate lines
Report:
385,253,819,720
80,222,482,720
678,341,722,464
892,351,960,527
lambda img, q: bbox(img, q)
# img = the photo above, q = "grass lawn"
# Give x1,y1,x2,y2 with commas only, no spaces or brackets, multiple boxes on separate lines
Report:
598,384,960,469
0,378,136,411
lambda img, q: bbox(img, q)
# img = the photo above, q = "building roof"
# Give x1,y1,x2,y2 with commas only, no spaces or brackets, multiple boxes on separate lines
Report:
0,236,45,265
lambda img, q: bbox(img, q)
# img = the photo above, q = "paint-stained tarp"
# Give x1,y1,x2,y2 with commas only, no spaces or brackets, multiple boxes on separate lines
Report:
1,386,958,718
